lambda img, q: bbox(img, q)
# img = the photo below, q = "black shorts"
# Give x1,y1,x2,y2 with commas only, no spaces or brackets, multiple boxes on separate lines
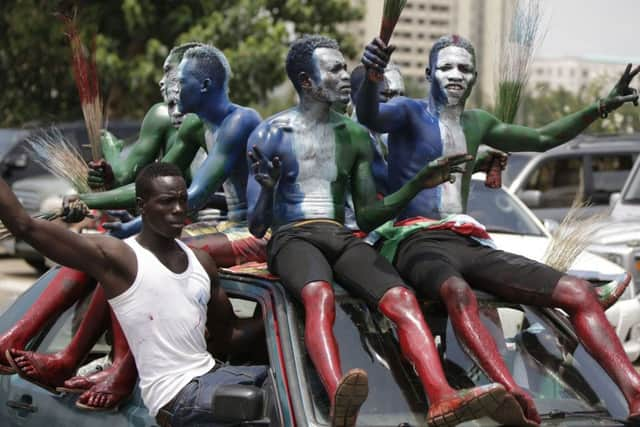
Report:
268,221,406,305
394,229,563,301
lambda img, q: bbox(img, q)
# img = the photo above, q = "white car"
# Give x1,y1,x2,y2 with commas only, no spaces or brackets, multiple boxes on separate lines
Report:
469,175,640,361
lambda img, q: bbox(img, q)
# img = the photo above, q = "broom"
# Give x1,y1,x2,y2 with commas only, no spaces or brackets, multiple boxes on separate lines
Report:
60,12,104,162
369,0,408,82
486,0,545,188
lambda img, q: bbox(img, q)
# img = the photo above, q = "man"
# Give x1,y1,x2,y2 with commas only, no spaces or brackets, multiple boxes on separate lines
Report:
0,162,267,425
357,34,640,425
247,34,509,427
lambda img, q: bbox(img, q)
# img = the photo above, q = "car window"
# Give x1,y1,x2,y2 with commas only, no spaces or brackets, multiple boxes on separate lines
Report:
589,154,635,205
35,292,110,365
503,152,534,187
524,156,584,208
467,181,545,236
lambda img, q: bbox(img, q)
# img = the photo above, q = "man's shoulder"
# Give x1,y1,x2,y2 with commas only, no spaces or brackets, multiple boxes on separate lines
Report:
143,103,172,128
227,105,262,127
331,110,369,137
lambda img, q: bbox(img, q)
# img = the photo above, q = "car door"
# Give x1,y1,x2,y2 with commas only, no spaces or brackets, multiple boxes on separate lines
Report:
0,269,153,427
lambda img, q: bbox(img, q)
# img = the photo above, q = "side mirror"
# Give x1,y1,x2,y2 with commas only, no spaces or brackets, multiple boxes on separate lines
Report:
517,189,542,208
211,384,266,423
609,192,621,207
543,218,559,234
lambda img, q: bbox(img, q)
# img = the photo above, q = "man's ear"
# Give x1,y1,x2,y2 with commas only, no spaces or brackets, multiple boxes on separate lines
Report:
299,72,312,90
425,67,432,82
201,78,212,93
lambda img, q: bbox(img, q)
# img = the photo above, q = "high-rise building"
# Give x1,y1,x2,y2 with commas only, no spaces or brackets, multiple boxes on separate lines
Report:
349,0,513,106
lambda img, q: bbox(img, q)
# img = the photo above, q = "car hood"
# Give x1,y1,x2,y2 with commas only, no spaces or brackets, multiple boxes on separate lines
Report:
587,219,640,246
490,233,626,277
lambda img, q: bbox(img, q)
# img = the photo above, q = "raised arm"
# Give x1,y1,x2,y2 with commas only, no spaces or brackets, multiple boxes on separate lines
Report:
105,103,173,186
187,109,261,211
482,64,639,152
350,125,471,232
0,177,134,297
356,38,409,133
246,124,281,238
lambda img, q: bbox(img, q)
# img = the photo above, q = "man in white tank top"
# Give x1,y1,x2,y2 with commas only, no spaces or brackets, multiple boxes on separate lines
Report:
0,162,266,426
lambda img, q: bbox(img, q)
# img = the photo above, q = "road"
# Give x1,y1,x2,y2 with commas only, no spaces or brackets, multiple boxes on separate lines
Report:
0,256,39,315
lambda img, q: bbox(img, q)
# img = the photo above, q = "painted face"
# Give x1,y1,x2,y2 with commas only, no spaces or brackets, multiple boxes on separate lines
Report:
308,47,351,104
177,58,203,115
380,69,405,102
159,55,185,128
433,46,476,106
140,176,188,239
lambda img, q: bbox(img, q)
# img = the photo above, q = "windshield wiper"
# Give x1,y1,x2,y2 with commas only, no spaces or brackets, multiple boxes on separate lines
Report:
540,409,628,425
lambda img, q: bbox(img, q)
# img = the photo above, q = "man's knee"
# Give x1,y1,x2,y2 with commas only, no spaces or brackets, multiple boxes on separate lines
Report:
378,286,417,318
554,276,597,311
301,281,335,311
440,277,476,309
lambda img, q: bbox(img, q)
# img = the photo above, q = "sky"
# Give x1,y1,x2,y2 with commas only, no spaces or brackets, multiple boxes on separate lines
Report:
536,0,639,61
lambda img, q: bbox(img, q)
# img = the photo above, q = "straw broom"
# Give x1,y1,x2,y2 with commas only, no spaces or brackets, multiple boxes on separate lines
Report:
60,13,103,162
486,0,545,188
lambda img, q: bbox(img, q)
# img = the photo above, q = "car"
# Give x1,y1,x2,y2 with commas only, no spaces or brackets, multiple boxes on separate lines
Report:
6,121,139,271
503,134,640,224
0,265,634,427
468,176,640,361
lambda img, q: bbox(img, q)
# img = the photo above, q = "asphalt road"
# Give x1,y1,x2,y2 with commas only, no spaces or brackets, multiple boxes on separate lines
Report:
0,256,39,315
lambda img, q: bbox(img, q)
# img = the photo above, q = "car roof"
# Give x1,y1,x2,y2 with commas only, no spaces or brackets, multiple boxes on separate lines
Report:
531,134,640,157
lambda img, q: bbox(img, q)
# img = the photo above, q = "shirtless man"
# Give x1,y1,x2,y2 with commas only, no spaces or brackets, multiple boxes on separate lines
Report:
357,34,640,425
247,34,508,427
0,162,267,425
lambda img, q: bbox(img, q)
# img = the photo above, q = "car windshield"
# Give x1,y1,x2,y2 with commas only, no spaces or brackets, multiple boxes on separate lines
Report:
467,180,545,236
298,293,627,426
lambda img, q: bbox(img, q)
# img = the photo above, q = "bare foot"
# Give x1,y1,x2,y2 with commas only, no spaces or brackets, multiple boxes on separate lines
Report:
330,368,369,427
6,348,76,392
75,363,136,411
426,383,506,427
596,272,631,310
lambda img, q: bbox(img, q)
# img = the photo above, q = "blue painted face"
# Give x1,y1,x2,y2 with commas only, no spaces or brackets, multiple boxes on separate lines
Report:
177,58,202,115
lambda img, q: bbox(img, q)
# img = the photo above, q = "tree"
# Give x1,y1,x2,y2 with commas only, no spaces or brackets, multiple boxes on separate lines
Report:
0,0,362,127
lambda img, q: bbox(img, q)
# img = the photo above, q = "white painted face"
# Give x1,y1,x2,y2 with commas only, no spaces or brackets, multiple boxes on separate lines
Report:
434,46,476,106
309,47,351,104
158,55,185,128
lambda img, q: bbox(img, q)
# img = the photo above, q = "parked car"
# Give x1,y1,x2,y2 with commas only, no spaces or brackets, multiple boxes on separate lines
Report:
0,266,634,426
503,134,640,223
7,121,139,271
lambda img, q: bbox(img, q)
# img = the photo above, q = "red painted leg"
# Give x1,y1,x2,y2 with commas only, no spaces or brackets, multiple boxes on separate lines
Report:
0,267,92,372
184,233,267,268
301,281,367,427
8,285,109,390
378,286,507,427
73,309,138,410
552,276,640,419
440,278,540,426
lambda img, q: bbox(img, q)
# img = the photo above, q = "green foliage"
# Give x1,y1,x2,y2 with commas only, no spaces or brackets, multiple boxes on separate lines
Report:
0,0,362,127
520,79,640,135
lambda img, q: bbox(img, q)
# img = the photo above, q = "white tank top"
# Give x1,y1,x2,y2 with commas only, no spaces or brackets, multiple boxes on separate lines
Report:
109,237,216,416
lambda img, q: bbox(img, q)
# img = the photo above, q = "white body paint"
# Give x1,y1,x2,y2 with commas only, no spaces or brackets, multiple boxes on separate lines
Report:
289,112,337,218
438,109,467,215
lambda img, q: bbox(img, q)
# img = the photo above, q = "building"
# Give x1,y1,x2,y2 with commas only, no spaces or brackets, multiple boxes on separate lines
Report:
349,0,514,106
528,56,635,94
